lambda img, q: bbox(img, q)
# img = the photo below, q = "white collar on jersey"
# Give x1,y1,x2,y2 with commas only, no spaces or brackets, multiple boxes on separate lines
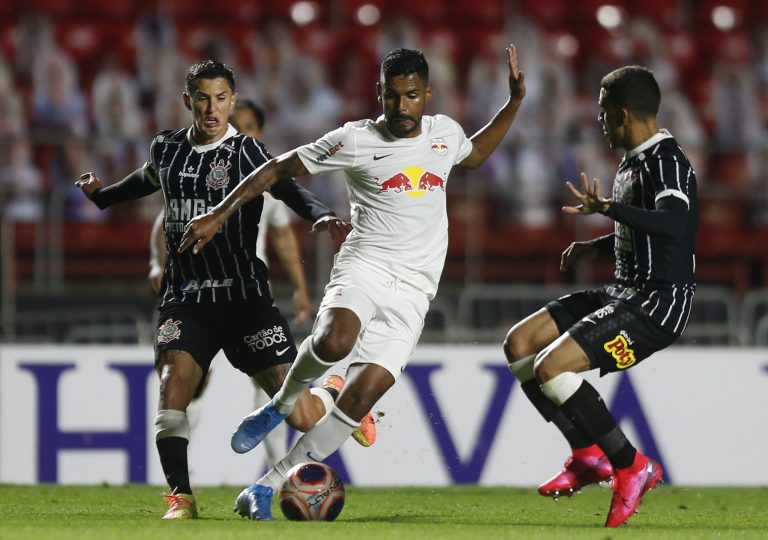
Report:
625,129,673,158
186,124,237,153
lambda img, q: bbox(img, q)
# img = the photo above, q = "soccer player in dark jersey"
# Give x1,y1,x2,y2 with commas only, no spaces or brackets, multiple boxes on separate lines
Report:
503,66,697,527
74,60,355,519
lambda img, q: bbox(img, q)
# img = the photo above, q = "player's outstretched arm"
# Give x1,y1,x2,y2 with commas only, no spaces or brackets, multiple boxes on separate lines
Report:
75,167,160,209
460,44,526,169
179,152,305,254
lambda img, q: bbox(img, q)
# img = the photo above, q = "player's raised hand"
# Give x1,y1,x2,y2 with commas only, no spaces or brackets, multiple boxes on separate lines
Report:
74,172,103,200
311,215,352,244
179,212,224,254
506,44,526,101
562,172,611,215
560,241,599,272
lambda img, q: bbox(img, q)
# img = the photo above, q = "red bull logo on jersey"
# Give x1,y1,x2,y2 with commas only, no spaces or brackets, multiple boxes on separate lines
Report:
206,159,232,190
431,138,448,156
603,334,637,369
376,166,445,198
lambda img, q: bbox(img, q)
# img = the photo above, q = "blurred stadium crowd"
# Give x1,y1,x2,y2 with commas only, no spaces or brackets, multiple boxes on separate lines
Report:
1,0,768,343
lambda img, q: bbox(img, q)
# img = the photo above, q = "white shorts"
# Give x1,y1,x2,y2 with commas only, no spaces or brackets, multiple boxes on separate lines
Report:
314,258,429,380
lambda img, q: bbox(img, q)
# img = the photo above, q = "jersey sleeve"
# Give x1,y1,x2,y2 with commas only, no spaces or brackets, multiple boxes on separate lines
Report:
646,154,693,209
239,136,273,177
449,116,473,165
295,123,356,175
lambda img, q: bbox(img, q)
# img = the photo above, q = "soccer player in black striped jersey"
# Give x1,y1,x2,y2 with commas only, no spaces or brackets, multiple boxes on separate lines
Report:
74,60,351,519
503,66,697,528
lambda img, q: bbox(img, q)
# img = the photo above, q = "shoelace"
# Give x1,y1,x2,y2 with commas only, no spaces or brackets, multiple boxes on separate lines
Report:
162,489,190,508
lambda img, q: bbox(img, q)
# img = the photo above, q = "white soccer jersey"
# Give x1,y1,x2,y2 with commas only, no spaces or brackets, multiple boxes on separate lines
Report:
296,114,473,298
256,192,291,267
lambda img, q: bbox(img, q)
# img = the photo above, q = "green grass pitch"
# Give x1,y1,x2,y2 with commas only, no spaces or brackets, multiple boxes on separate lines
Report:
1,484,767,539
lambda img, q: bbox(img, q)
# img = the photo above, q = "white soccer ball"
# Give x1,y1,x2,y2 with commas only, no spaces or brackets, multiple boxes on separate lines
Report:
278,462,346,521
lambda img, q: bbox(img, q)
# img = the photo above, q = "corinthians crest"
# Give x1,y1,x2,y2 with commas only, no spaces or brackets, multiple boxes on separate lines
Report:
206,159,232,190
157,318,182,344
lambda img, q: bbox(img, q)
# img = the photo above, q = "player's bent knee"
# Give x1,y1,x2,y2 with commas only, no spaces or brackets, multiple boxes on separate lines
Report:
312,334,354,363
503,329,528,362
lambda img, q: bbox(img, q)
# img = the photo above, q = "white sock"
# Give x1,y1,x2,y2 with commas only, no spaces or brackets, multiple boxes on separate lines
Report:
540,372,583,406
258,406,357,491
154,409,190,440
273,336,335,413
309,387,335,421
508,354,536,382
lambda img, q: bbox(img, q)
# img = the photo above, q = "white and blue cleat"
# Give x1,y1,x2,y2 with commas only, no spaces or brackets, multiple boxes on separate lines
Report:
231,401,289,454
233,484,274,521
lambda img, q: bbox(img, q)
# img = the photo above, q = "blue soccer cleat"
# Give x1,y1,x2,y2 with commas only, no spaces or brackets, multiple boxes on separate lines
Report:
233,484,274,521
231,401,289,454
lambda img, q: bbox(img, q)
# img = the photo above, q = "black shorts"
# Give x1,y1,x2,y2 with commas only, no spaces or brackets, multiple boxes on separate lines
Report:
546,288,678,376
154,297,298,388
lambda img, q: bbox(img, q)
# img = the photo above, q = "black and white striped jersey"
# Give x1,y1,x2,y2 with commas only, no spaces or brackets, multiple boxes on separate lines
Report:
90,124,333,306
602,130,698,335
147,126,272,305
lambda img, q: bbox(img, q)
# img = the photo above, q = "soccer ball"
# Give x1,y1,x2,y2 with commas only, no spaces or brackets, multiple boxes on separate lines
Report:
278,462,345,521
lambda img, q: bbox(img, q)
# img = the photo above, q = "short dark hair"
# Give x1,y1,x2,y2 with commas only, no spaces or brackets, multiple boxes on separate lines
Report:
380,48,429,83
600,66,660,118
185,59,235,95
234,99,265,130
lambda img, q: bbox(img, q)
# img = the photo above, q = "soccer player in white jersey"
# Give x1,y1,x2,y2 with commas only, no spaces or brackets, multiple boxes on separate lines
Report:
179,45,526,520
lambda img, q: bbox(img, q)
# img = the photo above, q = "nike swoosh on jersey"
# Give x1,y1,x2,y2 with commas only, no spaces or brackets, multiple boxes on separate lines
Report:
373,154,393,160
306,451,321,462
276,347,290,356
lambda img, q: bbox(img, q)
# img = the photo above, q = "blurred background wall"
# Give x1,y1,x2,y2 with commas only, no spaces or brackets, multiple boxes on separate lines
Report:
1,0,767,346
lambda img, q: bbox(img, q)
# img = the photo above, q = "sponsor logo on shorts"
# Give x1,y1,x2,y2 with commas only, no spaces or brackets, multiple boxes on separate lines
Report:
603,333,636,369
244,325,289,352
594,305,615,319
157,318,182,344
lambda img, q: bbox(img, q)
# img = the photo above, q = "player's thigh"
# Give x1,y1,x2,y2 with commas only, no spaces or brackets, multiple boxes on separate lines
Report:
312,265,378,360
505,308,561,359
534,332,592,382
155,303,221,398
220,300,299,380
354,279,429,382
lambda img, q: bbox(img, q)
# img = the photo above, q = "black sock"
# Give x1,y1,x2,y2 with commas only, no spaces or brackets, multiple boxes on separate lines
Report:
157,436,192,494
521,379,592,449
558,380,636,469
324,386,339,401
